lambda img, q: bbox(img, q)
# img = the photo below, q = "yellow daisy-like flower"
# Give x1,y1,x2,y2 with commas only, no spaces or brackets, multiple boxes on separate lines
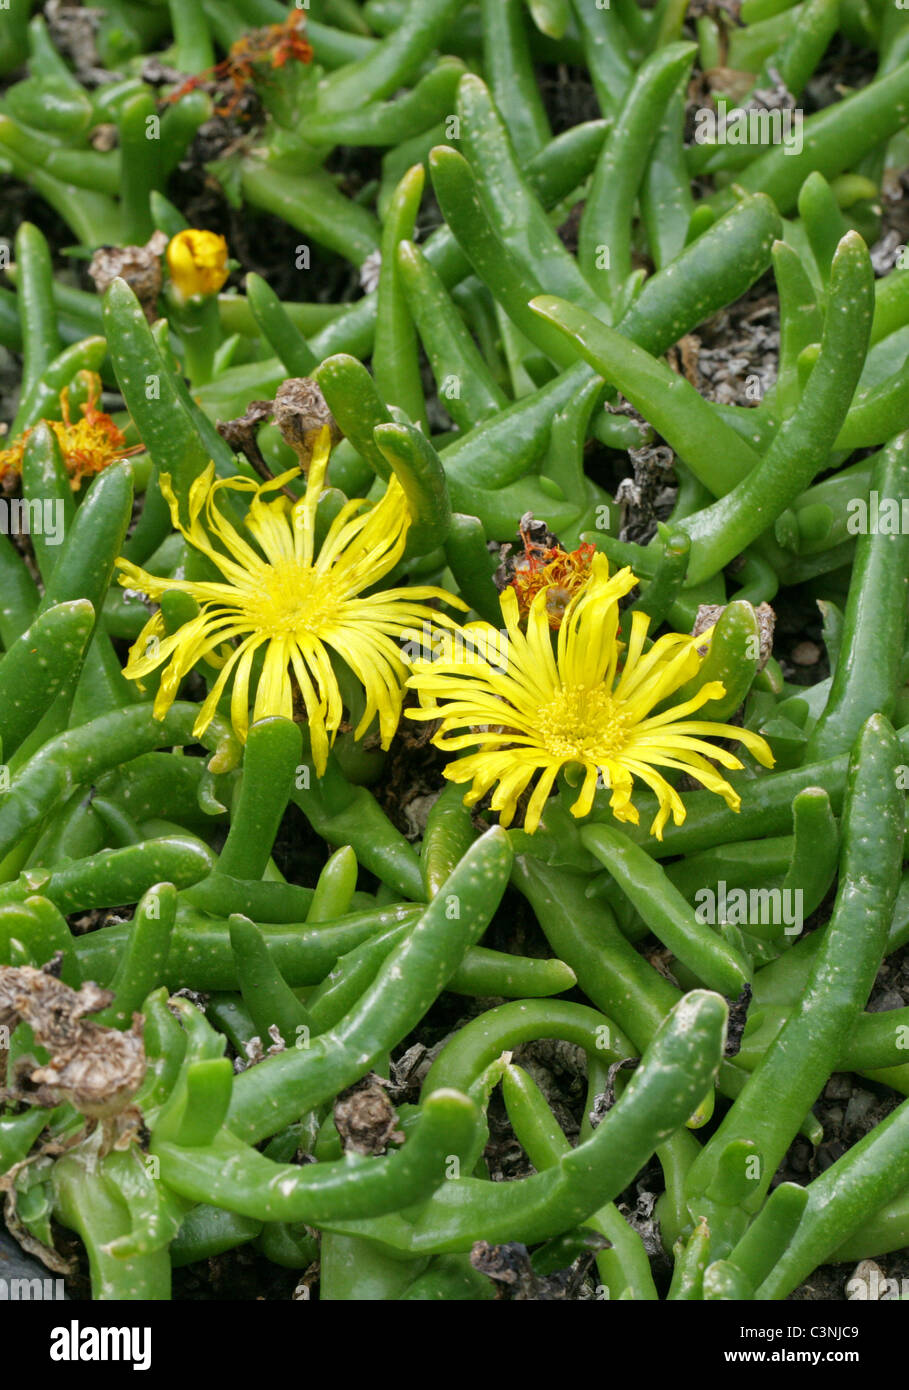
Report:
406,552,774,839
166,229,229,299
117,429,465,772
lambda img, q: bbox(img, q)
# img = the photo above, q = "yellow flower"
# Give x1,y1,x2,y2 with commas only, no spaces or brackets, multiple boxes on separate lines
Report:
166,229,229,299
117,429,465,772
406,552,774,839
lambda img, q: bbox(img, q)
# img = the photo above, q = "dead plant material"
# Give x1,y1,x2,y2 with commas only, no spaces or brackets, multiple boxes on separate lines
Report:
686,0,743,24
469,1239,608,1300
2,1157,77,1276
88,233,168,323
0,962,145,1120
234,1024,287,1073
45,0,116,87
216,398,276,482
693,600,775,669
333,1073,403,1157
725,983,754,1058
492,513,561,592
292,1262,321,1300
272,378,343,471
616,444,677,545
165,11,313,120
602,396,656,450
589,1057,640,1128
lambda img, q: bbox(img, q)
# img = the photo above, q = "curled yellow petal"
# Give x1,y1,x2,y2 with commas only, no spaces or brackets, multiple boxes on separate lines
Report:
166,229,229,298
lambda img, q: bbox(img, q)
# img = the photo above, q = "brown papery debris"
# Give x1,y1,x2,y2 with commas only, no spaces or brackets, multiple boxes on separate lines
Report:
0,962,145,1120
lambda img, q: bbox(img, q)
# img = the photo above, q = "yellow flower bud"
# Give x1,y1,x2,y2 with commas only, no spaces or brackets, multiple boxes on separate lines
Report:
166,229,229,299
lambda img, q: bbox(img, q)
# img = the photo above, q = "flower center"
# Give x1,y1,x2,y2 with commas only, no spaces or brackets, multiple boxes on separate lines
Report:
63,417,127,470
246,559,341,636
536,684,631,762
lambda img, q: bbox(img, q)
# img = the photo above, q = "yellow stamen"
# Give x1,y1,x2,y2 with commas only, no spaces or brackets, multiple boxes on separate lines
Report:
536,685,632,763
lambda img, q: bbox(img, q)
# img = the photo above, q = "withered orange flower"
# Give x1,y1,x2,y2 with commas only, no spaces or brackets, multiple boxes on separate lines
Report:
0,374,143,490
510,541,598,630
166,11,313,116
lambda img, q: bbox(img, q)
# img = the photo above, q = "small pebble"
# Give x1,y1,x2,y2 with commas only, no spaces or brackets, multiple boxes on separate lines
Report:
818,1140,846,1170
869,988,906,1013
845,1089,877,1130
789,1138,812,1173
791,640,820,666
